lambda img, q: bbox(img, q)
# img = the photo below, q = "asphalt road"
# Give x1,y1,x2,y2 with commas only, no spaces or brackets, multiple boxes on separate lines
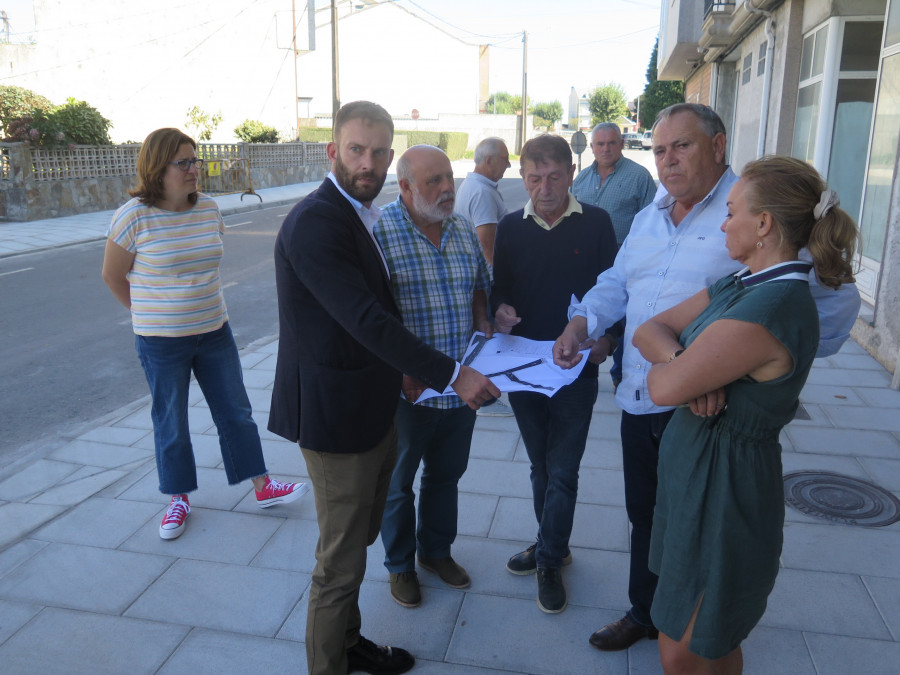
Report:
0,176,529,473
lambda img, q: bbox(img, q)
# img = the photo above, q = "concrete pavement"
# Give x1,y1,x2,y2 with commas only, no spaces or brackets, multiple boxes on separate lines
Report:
1,171,899,674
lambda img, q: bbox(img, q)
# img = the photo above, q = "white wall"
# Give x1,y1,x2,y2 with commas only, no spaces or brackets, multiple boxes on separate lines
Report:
1,0,480,144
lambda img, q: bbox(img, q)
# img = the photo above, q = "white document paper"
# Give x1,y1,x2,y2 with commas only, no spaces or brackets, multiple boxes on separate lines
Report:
415,332,590,403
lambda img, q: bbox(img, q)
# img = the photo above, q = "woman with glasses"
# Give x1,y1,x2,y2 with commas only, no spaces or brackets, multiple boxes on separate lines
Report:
102,127,306,541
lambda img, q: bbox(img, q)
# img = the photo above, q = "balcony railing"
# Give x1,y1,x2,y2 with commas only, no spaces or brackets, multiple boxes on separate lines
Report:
704,0,736,19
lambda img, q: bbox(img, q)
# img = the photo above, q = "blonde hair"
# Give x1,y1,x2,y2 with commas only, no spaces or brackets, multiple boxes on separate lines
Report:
740,155,857,289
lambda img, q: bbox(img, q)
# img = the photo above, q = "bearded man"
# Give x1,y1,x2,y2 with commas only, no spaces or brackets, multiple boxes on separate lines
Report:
373,145,492,609
269,104,497,675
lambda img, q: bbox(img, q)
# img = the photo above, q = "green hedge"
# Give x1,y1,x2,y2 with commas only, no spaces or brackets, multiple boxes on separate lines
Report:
295,127,333,142
294,127,468,160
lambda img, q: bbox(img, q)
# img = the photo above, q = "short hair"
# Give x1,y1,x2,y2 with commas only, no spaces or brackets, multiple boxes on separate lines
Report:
333,100,394,142
741,155,857,289
474,137,507,165
590,122,622,141
519,134,572,168
130,128,198,207
652,103,726,139
396,144,445,184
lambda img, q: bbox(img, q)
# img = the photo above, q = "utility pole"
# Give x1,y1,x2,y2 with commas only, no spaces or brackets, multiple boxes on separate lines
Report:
292,0,299,139
331,0,341,120
520,30,528,152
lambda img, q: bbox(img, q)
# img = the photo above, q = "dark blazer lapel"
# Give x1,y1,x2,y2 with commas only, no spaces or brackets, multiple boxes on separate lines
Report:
321,179,392,287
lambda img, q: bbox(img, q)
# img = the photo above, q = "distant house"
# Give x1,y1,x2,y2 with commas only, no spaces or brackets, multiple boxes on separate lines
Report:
657,0,900,381
567,88,592,130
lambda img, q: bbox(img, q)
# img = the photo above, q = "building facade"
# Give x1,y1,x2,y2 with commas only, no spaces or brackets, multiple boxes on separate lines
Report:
658,0,900,383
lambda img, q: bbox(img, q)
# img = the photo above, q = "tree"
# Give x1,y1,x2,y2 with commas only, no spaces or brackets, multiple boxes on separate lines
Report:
588,83,629,126
640,38,684,130
531,101,563,130
185,106,222,141
486,91,528,114
234,119,279,143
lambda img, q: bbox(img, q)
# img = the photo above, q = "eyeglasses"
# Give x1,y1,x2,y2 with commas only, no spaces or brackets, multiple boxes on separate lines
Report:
169,158,205,171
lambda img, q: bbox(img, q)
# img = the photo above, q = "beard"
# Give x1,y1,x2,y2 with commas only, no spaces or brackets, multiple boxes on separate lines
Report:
412,188,455,223
333,152,387,203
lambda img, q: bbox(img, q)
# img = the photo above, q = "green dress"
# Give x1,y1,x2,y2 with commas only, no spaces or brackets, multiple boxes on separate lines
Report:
649,266,819,660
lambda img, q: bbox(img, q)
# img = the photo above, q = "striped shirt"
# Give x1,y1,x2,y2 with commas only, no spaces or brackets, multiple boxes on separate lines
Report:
374,199,491,409
107,194,228,337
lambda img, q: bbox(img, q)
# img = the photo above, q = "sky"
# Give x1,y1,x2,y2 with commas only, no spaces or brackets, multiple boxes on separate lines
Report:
382,0,662,105
1,0,662,105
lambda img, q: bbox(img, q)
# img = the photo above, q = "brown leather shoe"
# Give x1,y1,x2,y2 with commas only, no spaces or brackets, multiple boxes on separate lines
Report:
588,615,659,651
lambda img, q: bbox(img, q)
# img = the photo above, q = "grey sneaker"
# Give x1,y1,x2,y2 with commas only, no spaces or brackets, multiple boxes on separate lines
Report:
536,567,567,613
506,543,573,575
389,570,421,608
417,555,471,588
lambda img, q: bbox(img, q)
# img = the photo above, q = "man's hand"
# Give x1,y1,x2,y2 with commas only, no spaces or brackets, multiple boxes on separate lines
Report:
493,303,521,334
553,329,584,369
688,387,727,417
451,365,501,410
583,336,612,365
401,374,426,403
475,317,494,340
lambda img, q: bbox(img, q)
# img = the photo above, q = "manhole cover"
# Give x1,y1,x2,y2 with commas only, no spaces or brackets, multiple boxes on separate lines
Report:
784,471,900,527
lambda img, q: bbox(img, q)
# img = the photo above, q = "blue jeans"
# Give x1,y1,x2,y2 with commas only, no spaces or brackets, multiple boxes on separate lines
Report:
135,322,267,495
620,409,675,629
381,399,476,573
509,377,598,568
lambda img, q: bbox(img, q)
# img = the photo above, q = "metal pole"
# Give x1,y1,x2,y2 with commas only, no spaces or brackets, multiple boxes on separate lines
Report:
292,0,299,139
331,0,341,120
520,30,528,152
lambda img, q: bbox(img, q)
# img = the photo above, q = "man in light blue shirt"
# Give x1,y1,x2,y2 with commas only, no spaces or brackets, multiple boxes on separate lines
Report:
554,103,861,653
455,137,511,267
572,123,657,247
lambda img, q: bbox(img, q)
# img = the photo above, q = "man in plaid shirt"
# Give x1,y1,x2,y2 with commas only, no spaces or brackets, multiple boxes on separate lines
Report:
374,145,493,609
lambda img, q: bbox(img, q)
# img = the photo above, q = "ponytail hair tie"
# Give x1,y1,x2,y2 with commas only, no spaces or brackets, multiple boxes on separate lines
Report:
814,188,839,221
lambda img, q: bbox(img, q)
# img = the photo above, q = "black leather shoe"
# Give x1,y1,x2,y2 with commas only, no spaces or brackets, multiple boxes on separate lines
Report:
506,543,573,575
589,615,659,651
346,635,415,674
536,567,567,613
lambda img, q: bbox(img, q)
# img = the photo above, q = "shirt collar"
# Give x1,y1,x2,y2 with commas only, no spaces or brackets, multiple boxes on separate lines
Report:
468,171,499,188
658,166,734,215
328,172,382,229
523,192,583,230
735,260,814,288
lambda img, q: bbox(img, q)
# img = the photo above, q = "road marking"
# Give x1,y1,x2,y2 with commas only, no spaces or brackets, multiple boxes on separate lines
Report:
0,267,33,277
222,281,238,289
225,221,252,228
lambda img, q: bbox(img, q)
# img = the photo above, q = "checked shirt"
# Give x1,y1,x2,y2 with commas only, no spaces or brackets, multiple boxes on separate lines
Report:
374,199,491,409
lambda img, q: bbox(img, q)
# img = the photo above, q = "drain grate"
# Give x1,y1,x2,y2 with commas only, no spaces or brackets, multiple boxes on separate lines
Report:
783,471,900,527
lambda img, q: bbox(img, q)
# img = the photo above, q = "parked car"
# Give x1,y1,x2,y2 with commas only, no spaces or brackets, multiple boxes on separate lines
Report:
641,130,653,150
623,132,643,149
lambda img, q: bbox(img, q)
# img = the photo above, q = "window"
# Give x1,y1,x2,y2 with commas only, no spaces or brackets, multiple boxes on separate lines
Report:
792,24,829,163
742,53,752,85
757,42,767,77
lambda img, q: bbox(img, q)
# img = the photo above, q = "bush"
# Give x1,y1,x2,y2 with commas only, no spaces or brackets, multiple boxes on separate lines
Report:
234,119,279,143
1,95,112,146
52,98,112,145
0,85,53,136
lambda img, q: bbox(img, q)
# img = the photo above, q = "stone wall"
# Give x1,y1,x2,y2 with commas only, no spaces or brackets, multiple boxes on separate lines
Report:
0,142,330,222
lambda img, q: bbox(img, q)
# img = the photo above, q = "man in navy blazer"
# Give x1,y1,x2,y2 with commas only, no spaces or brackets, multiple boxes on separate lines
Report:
269,101,498,675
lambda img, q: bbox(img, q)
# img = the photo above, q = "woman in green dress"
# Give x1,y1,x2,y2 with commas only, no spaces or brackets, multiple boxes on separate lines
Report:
632,155,858,675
